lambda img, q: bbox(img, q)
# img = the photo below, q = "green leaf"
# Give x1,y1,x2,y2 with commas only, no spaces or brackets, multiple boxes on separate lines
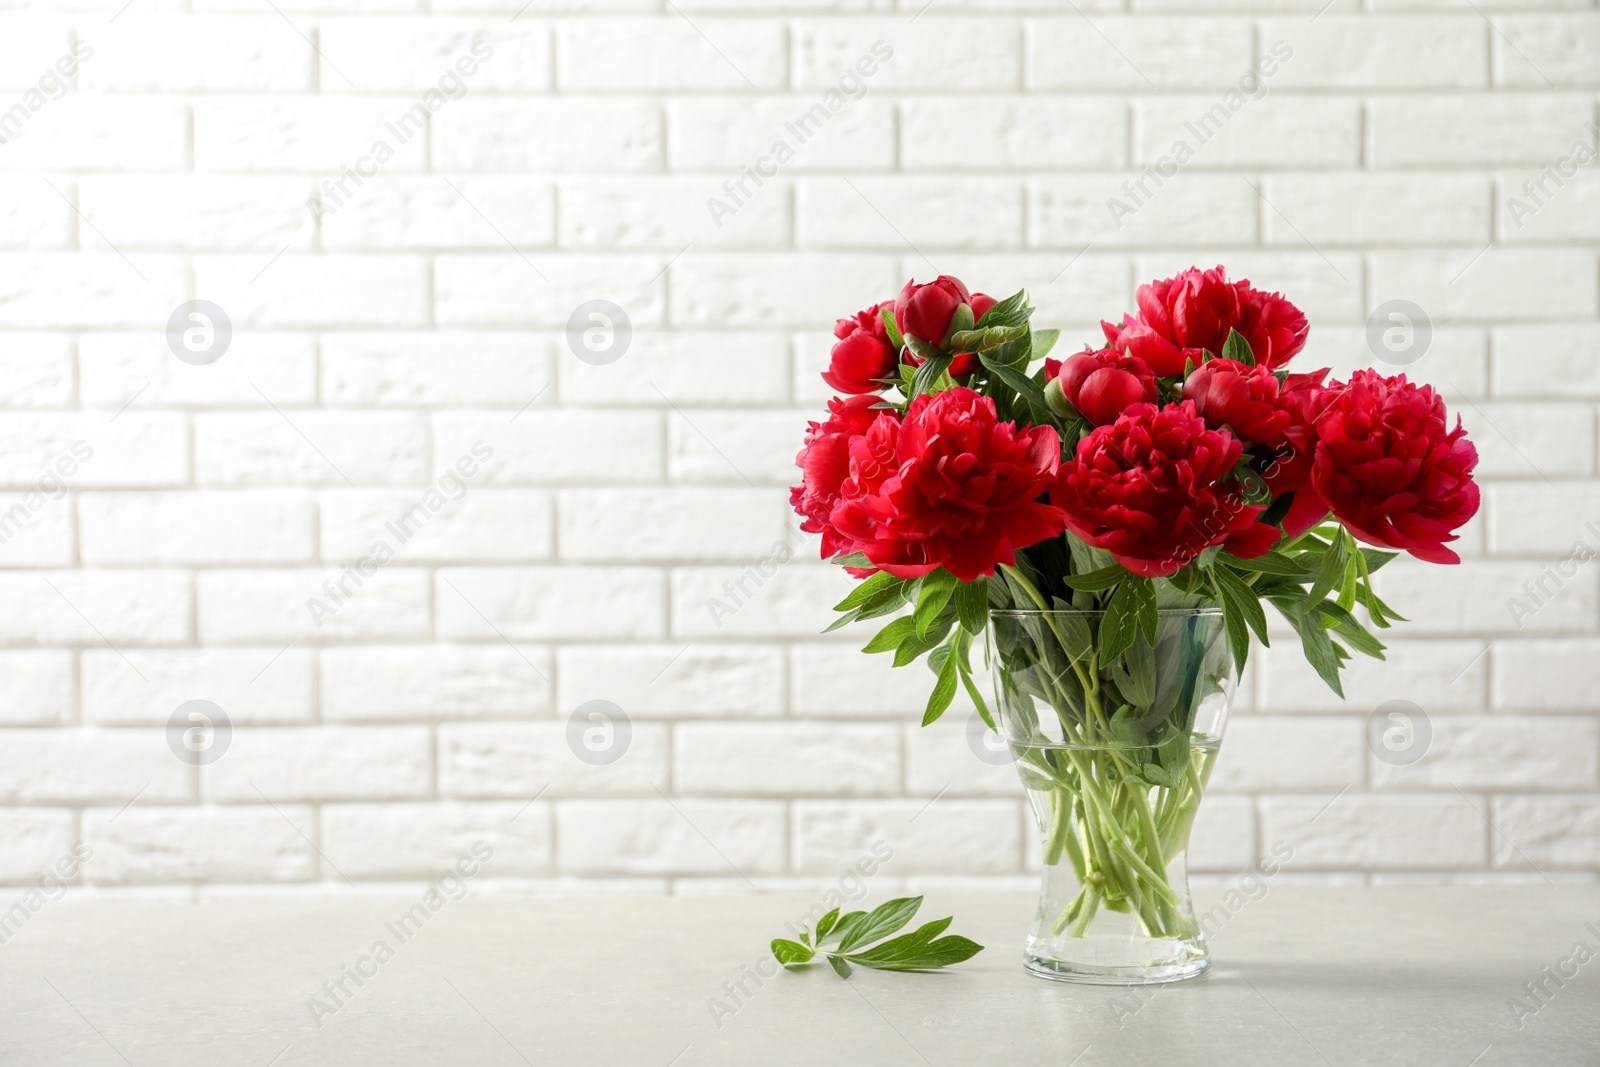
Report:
923,633,961,726
909,352,952,398
862,617,917,655
947,328,986,352
975,289,1026,327
834,570,899,613
893,620,951,667
814,907,841,943
915,569,959,639
943,302,975,346
837,896,923,952
772,939,814,966
1306,530,1350,607
880,307,905,353
827,955,852,979
824,911,867,948
1223,553,1314,578
1220,328,1255,367
955,577,989,634
1298,616,1346,698
1031,328,1060,361
1212,565,1269,646
845,917,953,964
1063,565,1126,592
849,936,985,972
1099,579,1139,662
1109,631,1156,707
828,551,873,570
1129,575,1158,645
978,353,1050,414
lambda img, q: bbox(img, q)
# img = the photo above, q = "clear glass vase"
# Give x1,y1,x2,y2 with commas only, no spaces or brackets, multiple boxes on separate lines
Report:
987,607,1236,985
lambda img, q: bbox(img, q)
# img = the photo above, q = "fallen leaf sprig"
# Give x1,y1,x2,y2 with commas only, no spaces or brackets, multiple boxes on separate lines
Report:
772,896,984,978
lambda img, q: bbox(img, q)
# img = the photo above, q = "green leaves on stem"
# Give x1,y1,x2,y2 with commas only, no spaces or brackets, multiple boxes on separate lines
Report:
772,896,984,978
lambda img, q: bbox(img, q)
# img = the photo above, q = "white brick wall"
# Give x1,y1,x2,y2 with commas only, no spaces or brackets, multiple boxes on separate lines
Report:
0,0,1597,899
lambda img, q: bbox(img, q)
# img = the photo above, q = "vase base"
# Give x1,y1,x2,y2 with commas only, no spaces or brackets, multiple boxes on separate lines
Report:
1023,949,1210,986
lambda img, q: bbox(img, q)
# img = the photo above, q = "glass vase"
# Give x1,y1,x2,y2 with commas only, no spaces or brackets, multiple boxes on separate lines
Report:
987,607,1236,985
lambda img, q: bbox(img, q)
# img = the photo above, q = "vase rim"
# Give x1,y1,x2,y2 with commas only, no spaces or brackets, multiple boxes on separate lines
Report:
990,607,1222,618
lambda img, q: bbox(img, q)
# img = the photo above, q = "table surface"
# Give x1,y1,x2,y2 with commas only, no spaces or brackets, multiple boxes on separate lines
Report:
1,887,1596,1066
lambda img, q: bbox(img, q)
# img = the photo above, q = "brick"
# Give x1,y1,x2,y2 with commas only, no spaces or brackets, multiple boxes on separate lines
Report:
434,253,665,327
0,253,188,328
556,18,786,90
84,16,314,91
321,332,554,409
1263,16,1489,88
82,648,316,726
1262,174,1491,246
439,721,669,797
1495,641,1600,710
86,807,317,884
1260,639,1490,714
318,176,555,251
558,488,787,562
562,332,790,407
435,99,661,171
667,97,894,171
1261,795,1486,870
1487,483,1600,554
0,729,190,804
0,651,73,725
1379,559,1596,635
0,16,72,91
559,176,787,250
903,719,1021,798
675,723,900,796
1371,249,1597,321
204,726,432,802
792,800,1021,874
1029,17,1253,90
1372,716,1599,790
322,802,552,878
902,97,1126,169
195,412,429,487
793,643,978,718
0,176,72,248
667,408,812,483
433,411,663,485
0,97,189,171
557,645,785,719
321,645,552,721
0,334,71,407
1371,94,1594,165
197,568,431,643
322,489,554,563
78,333,317,410
0,570,191,645
1297,324,1489,400
1494,15,1600,87
1210,718,1366,793
437,566,666,640
799,177,1024,250
1498,169,1600,243
795,19,1019,90
672,564,849,639
0,490,72,566
194,97,428,172
0,809,75,884
1032,174,1258,248
318,19,549,91
0,413,187,488
195,254,429,328
672,253,896,330
1456,401,1595,477
80,491,317,565
1134,97,1361,168
1189,795,1256,872
1493,324,1600,397
557,799,785,875
1492,796,1600,868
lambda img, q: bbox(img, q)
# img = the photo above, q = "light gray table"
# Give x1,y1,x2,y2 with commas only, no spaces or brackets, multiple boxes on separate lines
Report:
1,888,1596,1066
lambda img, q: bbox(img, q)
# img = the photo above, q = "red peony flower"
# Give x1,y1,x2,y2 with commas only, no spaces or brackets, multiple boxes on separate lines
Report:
1264,369,1335,538
1303,371,1479,564
1101,266,1309,373
1045,349,1158,426
829,387,1067,581
791,395,887,560
894,275,971,347
1235,282,1309,370
1182,357,1293,447
1050,401,1280,577
970,292,997,323
822,302,899,395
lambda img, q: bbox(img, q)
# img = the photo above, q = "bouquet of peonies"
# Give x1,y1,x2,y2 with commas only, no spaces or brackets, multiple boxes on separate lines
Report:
791,267,1480,980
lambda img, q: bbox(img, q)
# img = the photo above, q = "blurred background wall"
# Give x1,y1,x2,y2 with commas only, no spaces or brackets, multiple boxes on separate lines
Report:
0,0,1597,899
